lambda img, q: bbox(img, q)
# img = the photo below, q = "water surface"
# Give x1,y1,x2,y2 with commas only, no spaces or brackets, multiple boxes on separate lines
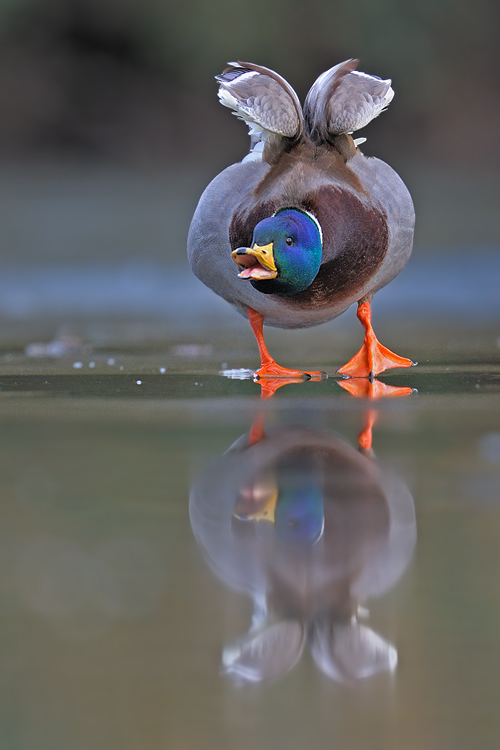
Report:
0,348,499,749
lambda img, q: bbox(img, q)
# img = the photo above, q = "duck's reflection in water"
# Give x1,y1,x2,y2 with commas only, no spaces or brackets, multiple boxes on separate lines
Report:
190,386,416,684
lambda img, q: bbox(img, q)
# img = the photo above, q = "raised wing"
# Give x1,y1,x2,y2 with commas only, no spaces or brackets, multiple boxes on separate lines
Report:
222,619,306,683
311,619,397,682
304,59,394,144
216,62,304,153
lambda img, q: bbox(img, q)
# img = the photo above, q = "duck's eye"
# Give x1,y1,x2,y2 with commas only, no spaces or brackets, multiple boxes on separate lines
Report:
285,237,294,246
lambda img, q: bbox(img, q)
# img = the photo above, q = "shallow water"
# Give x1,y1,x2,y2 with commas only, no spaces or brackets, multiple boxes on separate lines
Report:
0,160,499,748
0,340,499,750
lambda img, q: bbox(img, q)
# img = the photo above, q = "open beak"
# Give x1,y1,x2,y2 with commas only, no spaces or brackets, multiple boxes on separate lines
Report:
233,481,278,523
231,242,277,280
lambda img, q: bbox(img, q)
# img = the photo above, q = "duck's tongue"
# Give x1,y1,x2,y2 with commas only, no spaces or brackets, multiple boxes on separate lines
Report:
238,266,276,280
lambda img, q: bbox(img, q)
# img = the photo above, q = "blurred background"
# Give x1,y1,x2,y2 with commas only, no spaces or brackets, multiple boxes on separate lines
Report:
0,5,499,750
0,0,498,355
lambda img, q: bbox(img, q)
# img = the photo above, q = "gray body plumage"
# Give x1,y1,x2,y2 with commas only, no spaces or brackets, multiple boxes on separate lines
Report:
189,427,416,601
187,60,415,329
189,426,416,682
188,155,414,328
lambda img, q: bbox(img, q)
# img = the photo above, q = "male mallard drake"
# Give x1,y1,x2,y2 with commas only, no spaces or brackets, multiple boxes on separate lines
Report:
188,59,415,379
189,421,416,682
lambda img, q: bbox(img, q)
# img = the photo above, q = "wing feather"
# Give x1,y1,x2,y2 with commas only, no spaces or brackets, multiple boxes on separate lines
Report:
304,59,394,144
216,62,304,151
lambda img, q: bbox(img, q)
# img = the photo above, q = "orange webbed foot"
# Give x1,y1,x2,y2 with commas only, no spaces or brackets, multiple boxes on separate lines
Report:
338,377,415,452
337,377,415,399
337,340,415,378
256,375,324,399
254,362,325,381
337,301,416,378
247,307,325,384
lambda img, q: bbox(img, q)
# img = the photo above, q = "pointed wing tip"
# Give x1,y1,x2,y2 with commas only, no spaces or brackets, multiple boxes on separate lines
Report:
215,62,248,80
343,58,359,72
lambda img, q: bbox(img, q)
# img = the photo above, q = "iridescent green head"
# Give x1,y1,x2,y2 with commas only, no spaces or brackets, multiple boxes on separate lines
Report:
232,208,323,295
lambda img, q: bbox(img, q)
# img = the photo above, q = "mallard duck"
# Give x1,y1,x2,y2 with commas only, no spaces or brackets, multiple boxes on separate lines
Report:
189,421,416,682
188,59,415,379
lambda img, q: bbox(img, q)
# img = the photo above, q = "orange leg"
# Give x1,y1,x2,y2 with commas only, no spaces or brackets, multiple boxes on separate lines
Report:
337,301,416,378
338,376,416,454
248,308,325,380
248,379,309,445
358,409,377,452
248,410,265,445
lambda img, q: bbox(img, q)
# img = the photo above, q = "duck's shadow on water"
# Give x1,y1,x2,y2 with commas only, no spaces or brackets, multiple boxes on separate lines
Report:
189,378,417,684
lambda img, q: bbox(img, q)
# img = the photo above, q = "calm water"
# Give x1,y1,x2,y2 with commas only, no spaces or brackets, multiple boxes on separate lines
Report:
0,343,499,750
0,163,499,748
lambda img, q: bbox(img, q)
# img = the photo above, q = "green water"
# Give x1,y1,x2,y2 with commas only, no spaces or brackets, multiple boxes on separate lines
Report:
0,347,499,750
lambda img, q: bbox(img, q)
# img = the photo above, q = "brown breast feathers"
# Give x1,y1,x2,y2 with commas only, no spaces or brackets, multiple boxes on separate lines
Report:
228,146,389,311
